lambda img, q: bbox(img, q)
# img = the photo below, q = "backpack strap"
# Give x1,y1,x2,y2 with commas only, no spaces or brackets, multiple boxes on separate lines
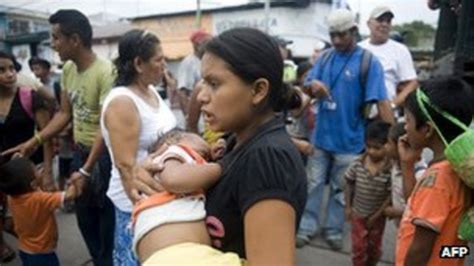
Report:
319,48,335,71
18,86,34,120
359,48,373,101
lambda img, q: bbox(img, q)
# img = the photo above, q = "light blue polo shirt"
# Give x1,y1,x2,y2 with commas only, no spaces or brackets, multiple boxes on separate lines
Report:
305,46,387,154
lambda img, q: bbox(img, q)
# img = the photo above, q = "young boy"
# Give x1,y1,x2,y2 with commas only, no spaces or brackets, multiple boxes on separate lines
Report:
396,77,473,266
0,157,84,266
131,130,240,265
383,122,426,226
344,120,392,266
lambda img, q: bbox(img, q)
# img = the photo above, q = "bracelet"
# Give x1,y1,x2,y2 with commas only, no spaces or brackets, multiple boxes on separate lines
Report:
79,167,91,178
34,132,44,145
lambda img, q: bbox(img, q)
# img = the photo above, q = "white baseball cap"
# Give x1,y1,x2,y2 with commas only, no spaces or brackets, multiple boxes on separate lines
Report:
370,6,394,19
327,9,357,33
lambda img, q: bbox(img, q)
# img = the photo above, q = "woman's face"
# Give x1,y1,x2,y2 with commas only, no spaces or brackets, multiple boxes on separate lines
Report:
138,43,165,86
198,52,255,133
0,58,17,90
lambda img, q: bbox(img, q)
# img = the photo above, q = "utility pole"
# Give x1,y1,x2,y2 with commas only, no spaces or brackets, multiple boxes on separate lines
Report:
264,0,271,33
196,0,202,29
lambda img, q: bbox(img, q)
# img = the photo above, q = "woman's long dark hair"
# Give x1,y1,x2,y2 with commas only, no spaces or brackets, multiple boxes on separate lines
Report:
204,27,301,112
114,30,160,86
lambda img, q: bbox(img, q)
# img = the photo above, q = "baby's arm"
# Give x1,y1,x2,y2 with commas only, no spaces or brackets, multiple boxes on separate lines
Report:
158,158,221,194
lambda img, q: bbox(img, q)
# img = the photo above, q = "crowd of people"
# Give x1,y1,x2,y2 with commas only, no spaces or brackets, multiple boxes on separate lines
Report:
0,4,473,266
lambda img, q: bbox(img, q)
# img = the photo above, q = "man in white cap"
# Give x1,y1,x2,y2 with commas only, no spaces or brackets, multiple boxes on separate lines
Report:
296,8,394,250
359,6,418,113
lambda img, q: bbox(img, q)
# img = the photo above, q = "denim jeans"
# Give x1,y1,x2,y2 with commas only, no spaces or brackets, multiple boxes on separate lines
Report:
297,147,358,240
113,207,139,266
71,144,115,266
19,250,59,266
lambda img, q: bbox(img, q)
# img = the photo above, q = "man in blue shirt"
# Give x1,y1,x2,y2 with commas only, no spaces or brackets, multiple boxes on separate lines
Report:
296,9,394,250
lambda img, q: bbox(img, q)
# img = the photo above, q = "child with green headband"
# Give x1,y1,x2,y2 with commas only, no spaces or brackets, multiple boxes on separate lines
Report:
395,77,474,266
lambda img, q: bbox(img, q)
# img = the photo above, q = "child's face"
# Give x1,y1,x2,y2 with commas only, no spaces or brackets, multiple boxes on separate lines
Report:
384,138,399,160
404,108,427,150
30,164,43,189
366,140,386,162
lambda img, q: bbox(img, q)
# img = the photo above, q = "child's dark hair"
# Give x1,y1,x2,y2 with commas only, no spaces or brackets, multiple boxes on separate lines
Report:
0,157,35,196
150,128,185,153
297,61,312,81
204,27,301,112
365,120,391,144
28,57,51,70
404,76,474,143
49,9,93,49
114,30,160,86
388,122,406,142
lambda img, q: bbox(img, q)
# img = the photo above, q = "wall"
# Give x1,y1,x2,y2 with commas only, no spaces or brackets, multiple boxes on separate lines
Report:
132,14,213,60
93,41,119,61
212,2,331,58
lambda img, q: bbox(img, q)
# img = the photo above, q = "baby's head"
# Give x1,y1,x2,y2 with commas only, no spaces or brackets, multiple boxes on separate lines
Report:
0,157,36,196
153,129,211,161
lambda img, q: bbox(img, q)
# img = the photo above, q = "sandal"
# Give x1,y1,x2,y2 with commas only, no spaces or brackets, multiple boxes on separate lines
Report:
0,244,16,263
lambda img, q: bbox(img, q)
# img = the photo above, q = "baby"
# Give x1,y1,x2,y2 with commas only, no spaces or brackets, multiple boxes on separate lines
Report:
131,129,240,265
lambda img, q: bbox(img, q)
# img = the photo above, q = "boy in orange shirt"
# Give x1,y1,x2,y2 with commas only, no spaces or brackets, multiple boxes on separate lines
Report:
0,157,84,266
396,77,473,266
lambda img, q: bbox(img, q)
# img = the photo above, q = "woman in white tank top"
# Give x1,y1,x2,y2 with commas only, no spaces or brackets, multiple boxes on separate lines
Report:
100,30,176,266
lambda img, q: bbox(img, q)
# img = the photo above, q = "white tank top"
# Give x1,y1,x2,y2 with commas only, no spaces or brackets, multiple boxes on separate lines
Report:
101,85,177,212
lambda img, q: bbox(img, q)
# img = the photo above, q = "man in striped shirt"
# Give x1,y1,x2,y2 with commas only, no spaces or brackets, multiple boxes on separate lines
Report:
344,120,392,266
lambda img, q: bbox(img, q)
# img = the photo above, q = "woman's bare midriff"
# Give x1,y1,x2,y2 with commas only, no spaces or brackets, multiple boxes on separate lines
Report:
137,220,211,262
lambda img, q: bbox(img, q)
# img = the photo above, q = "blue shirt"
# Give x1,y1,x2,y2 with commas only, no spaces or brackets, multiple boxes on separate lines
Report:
305,46,387,154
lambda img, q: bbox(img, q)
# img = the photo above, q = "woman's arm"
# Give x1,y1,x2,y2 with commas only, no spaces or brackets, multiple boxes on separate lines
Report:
244,199,296,266
34,107,55,191
186,84,203,134
104,96,140,201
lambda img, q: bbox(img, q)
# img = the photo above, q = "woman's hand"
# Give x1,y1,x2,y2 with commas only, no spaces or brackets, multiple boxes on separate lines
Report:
129,157,166,203
1,138,39,158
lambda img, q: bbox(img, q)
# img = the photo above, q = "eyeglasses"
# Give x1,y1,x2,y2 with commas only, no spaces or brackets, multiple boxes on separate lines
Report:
329,31,350,38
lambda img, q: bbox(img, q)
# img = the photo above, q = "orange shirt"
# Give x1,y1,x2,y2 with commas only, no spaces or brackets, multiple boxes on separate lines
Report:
8,191,63,253
396,161,470,266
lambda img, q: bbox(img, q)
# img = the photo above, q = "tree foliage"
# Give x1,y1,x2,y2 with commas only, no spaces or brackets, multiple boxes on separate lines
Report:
393,20,436,47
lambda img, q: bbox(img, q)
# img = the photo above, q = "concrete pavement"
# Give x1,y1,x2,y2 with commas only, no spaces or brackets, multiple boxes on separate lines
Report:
3,210,473,265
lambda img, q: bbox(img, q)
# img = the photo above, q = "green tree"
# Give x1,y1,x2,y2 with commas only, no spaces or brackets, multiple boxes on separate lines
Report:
393,20,436,47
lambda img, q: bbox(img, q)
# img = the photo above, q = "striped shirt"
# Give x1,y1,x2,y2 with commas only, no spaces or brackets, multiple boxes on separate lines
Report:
345,155,391,218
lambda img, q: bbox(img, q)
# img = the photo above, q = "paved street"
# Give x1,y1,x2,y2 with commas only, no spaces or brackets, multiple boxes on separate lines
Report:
3,187,474,266
2,210,398,266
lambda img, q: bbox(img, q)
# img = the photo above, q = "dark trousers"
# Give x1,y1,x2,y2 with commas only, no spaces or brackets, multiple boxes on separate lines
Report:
71,144,115,266
19,250,60,266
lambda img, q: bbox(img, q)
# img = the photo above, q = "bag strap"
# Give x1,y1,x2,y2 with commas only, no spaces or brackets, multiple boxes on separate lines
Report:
319,48,334,71
416,88,470,146
359,48,373,100
18,86,34,120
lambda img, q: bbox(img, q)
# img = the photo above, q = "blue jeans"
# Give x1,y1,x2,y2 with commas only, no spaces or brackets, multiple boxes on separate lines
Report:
297,147,358,240
71,144,115,266
19,250,59,266
113,207,138,266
